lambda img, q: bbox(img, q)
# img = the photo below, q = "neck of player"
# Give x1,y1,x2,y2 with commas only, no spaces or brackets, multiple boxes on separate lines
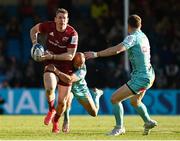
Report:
56,25,66,32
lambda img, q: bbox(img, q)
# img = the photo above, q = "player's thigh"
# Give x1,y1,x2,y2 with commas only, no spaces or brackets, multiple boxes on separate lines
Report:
57,85,72,102
130,91,146,107
111,84,134,104
43,72,58,89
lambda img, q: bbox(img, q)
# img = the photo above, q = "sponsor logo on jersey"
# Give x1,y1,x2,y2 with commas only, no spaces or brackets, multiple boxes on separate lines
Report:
62,37,69,42
126,35,135,46
141,46,148,52
71,35,78,45
127,35,133,42
55,40,59,44
139,88,146,93
49,32,54,36
48,40,66,48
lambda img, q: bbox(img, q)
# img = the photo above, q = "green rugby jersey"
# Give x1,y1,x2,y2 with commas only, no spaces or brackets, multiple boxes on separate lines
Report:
122,29,153,78
71,65,88,94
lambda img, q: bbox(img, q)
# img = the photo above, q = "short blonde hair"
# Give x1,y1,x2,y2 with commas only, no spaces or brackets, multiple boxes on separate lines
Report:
128,14,141,28
56,8,68,16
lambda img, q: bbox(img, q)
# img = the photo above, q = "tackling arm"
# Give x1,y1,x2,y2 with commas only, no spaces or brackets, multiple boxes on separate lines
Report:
56,71,79,84
45,64,79,84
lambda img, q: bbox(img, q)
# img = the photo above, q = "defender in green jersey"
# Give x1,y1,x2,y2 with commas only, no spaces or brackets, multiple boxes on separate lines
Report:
85,15,157,136
45,52,103,133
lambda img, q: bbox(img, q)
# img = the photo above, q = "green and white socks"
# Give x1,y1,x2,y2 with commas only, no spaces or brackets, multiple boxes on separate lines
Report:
112,102,124,128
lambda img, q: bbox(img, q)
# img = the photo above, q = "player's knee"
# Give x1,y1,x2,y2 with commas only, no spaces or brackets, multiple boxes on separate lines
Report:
130,99,140,107
57,100,66,108
111,96,119,104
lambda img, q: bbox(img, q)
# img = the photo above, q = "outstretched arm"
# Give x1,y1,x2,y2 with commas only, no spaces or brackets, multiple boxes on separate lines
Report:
45,64,80,84
85,43,126,59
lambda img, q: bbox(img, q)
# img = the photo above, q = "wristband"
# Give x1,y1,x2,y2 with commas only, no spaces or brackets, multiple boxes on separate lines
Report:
52,55,55,60
94,52,98,58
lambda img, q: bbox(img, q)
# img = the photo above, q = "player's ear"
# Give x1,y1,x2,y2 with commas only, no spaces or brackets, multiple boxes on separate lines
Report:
54,16,57,22
67,17,69,23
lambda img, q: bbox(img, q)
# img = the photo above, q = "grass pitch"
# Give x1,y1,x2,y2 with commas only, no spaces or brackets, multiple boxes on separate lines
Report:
0,115,180,140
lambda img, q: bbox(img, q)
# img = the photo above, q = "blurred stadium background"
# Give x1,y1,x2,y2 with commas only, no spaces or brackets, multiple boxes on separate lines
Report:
0,0,179,116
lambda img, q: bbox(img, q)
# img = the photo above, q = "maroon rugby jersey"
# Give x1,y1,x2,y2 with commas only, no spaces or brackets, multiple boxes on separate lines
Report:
39,21,78,74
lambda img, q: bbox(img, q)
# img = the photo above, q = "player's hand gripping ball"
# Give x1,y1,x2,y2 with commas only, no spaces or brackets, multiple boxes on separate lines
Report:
73,52,85,69
31,43,44,62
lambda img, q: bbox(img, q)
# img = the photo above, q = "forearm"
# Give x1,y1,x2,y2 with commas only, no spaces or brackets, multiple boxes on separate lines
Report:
55,70,72,84
30,24,40,45
54,68,79,84
53,52,74,61
53,48,76,61
30,30,37,44
97,43,125,57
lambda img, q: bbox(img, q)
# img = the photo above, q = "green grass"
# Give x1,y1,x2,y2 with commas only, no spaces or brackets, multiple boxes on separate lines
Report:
0,115,180,140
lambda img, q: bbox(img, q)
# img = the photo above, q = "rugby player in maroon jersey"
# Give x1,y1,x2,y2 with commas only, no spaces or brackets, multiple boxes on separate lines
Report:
30,8,78,133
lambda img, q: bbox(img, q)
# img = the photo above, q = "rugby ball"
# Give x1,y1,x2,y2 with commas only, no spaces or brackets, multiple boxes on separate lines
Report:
31,43,44,61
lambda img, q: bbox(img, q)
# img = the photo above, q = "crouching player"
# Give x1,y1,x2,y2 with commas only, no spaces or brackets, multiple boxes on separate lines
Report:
45,52,103,133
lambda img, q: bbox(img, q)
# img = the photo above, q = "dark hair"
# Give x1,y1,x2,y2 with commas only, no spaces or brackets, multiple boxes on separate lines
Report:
128,14,141,28
56,8,68,16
